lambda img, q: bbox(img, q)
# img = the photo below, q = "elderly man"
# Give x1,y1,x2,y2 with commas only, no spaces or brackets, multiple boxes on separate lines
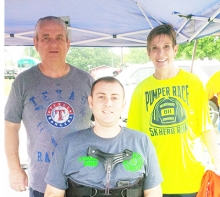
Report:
4,16,94,197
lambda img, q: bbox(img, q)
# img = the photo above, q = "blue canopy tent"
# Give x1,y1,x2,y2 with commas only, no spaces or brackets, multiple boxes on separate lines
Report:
4,0,220,47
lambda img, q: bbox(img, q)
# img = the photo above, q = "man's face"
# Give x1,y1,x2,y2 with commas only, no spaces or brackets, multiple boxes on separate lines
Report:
148,34,178,71
88,81,125,127
33,19,70,63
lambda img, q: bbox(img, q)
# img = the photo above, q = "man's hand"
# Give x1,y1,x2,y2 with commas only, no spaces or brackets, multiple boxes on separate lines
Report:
9,167,28,192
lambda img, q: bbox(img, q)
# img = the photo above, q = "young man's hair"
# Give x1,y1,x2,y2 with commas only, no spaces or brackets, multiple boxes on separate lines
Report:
91,76,125,98
147,23,177,52
34,16,69,41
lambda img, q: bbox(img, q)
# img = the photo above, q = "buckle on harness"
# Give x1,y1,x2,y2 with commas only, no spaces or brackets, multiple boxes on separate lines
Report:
121,188,128,197
91,188,97,197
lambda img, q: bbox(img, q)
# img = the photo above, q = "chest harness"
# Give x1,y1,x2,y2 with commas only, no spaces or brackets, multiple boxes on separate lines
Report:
65,146,144,197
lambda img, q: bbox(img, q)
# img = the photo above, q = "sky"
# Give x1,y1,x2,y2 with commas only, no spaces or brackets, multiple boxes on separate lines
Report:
112,47,129,55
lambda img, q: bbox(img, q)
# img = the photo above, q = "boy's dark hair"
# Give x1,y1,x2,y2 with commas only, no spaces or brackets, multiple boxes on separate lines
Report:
91,76,125,98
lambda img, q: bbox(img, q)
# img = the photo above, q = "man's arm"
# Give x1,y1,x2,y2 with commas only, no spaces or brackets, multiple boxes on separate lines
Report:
44,184,65,197
4,120,28,191
144,184,162,197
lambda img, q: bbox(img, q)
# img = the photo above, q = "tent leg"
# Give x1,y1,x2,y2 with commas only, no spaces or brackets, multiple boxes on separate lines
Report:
190,39,198,73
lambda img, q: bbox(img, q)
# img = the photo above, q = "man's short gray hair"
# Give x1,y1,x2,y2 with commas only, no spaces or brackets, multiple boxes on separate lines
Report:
34,16,69,41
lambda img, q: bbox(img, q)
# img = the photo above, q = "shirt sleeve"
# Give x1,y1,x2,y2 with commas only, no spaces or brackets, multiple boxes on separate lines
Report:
5,79,23,123
45,137,69,190
143,136,163,189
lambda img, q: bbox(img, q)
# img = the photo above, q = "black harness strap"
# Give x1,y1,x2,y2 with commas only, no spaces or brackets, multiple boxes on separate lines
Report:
65,147,144,197
87,147,133,170
87,147,133,194
66,176,144,197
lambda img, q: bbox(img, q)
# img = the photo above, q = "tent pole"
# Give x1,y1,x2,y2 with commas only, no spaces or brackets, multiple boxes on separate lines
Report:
191,39,198,73
121,47,124,65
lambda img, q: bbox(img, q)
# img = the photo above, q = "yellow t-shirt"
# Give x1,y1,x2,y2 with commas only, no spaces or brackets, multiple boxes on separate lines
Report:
127,69,213,194
206,71,220,105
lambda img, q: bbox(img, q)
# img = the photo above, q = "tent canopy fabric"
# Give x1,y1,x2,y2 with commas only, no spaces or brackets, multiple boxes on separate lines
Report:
5,0,220,47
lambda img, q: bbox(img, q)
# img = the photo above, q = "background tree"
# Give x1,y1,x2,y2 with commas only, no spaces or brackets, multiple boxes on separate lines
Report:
196,36,220,60
9,35,219,72
66,47,121,71
123,47,149,64
23,46,41,60
176,36,220,60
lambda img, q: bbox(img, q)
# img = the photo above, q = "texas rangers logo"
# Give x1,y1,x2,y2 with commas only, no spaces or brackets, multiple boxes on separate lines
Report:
45,101,74,128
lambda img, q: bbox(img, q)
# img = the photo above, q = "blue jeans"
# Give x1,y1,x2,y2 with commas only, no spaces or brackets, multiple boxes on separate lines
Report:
29,187,44,197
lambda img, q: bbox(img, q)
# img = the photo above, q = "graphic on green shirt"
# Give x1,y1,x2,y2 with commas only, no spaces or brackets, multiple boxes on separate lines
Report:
151,97,186,126
123,152,143,172
78,156,99,167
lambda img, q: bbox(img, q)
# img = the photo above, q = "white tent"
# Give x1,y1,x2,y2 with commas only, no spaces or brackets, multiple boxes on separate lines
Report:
5,0,220,46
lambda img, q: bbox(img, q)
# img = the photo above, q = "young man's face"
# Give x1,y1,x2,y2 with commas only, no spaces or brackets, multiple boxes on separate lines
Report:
88,81,125,127
33,19,70,63
148,34,178,71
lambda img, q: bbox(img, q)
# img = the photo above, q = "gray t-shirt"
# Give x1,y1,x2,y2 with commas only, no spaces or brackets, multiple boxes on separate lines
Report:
4,64,94,193
45,127,163,190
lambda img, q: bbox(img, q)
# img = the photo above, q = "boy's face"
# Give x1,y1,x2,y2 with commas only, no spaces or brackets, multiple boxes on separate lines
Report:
88,81,125,127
